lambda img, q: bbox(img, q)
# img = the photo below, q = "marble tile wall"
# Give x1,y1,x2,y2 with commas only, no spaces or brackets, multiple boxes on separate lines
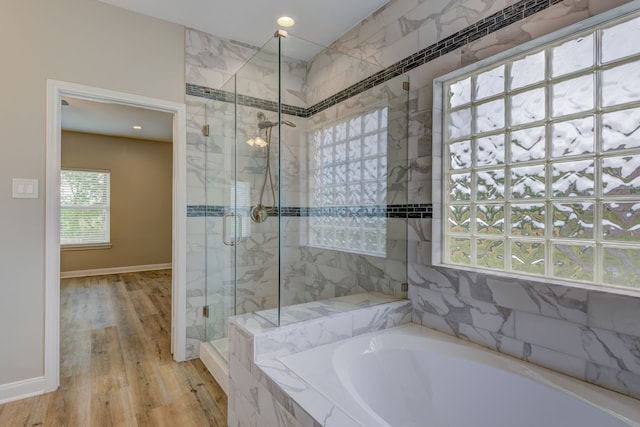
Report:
325,0,640,398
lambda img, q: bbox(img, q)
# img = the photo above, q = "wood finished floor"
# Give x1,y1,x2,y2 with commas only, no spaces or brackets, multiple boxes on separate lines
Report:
0,270,227,427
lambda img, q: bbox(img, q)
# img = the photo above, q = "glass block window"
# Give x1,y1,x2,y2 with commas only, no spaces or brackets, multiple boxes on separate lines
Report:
309,107,388,256
442,13,640,290
60,169,110,246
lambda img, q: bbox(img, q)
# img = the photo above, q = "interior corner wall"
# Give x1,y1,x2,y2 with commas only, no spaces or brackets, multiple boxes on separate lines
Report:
0,0,184,386
60,131,172,273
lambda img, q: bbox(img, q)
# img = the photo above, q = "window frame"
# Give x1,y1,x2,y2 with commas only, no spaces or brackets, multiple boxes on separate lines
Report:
432,3,640,296
60,168,111,250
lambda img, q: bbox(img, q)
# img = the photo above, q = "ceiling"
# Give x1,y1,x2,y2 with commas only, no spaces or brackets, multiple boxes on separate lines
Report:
61,97,174,142
99,0,389,48
65,1,389,141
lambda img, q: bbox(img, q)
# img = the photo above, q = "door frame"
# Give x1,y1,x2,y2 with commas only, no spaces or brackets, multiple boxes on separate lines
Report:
44,80,187,392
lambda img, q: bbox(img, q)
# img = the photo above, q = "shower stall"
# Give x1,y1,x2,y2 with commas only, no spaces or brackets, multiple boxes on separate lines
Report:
199,31,409,390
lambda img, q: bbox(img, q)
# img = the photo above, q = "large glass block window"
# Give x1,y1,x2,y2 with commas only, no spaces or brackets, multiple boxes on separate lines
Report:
442,13,640,289
309,107,388,256
60,169,110,246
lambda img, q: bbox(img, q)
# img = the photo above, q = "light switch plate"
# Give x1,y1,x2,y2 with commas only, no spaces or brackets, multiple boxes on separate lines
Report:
12,178,39,199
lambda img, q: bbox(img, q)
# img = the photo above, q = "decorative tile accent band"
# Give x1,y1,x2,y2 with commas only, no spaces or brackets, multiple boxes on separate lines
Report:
187,0,561,116
187,204,432,218
186,205,226,217
186,84,308,118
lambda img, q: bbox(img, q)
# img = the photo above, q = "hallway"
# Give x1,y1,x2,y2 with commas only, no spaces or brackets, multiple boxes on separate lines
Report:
0,270,227,426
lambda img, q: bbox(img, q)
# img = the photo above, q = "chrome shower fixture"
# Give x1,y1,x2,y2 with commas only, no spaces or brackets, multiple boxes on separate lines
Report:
257,111,297,129
249,111,295,223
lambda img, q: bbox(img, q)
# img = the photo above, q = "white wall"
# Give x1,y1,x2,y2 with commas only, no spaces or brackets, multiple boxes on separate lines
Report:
0,0,184,386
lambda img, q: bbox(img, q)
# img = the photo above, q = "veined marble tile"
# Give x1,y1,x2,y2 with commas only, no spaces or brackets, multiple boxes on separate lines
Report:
257,382,303,427
515,311,640,376
588,292,640,338
352,300,411,335
412,306,457,336
408,263,458,294
186,28,259,89
408,155,432,204
229,354,258,408
586,362,640,399
232,384,258,427
524,341,588,380
456,275,588,324
413,286,514,334
255,315,353,361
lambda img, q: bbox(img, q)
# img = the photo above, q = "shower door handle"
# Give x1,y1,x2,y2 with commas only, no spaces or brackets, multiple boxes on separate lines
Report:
223,212,242,246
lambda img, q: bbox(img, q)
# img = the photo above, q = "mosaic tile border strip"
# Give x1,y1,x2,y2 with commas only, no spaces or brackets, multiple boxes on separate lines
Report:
187,204,432,219
187,0,561,116
186,84,308,118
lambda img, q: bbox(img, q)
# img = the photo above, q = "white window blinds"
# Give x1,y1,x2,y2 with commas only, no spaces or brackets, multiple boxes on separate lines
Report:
60,169,111,246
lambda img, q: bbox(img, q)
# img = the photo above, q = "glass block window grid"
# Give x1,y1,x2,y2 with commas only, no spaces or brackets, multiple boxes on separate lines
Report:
60,169,111,246
309,107,388,256
443,13,640,290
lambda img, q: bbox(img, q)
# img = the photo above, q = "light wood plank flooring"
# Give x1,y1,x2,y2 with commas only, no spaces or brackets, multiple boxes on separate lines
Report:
0,270,227,427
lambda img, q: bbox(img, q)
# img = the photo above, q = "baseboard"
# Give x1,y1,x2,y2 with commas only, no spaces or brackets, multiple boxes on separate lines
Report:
0,376,45,404
60,263,172,279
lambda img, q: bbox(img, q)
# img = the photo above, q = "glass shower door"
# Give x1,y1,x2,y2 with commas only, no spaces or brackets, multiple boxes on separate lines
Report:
203,35,282,362
203,73,238,361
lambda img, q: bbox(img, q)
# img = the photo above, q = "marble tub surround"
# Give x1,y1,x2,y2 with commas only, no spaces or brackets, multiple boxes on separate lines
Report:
227,296,412,427
409,266,640,399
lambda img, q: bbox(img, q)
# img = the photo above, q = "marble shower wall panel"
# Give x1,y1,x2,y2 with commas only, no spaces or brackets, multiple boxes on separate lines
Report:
323,0,640,398
281,54,308,108
278,115,306,209
305,46,384,106
303,247,406,301
330,0,517,67
236,45,279,105
186,95,208,206
280,217,307,308
186,28,259,90
205,99,235,207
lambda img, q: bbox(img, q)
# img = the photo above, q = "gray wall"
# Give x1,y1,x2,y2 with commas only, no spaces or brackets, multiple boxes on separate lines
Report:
0,0,184,386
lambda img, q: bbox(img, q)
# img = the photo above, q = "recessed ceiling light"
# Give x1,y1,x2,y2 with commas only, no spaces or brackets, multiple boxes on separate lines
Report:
132,125,143,130
277,16,295,27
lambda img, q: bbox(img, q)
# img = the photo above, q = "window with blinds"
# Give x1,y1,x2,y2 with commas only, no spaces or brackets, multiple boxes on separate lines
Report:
60,169,111,247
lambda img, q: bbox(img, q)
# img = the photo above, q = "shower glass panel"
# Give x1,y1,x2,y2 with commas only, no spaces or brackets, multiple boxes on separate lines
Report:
203,32,409,363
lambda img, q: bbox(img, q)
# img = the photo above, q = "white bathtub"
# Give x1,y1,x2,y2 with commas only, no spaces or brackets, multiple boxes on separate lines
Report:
279,324,640,427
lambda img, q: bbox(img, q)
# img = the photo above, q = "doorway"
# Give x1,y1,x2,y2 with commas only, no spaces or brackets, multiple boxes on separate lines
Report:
44,80,187,392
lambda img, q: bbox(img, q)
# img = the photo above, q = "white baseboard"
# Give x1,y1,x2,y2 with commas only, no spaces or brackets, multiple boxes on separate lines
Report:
60,263,172,278
199,342,228,395
0,376,45,404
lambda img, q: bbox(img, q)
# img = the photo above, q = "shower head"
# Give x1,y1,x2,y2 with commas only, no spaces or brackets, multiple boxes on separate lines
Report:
256,111,296,129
